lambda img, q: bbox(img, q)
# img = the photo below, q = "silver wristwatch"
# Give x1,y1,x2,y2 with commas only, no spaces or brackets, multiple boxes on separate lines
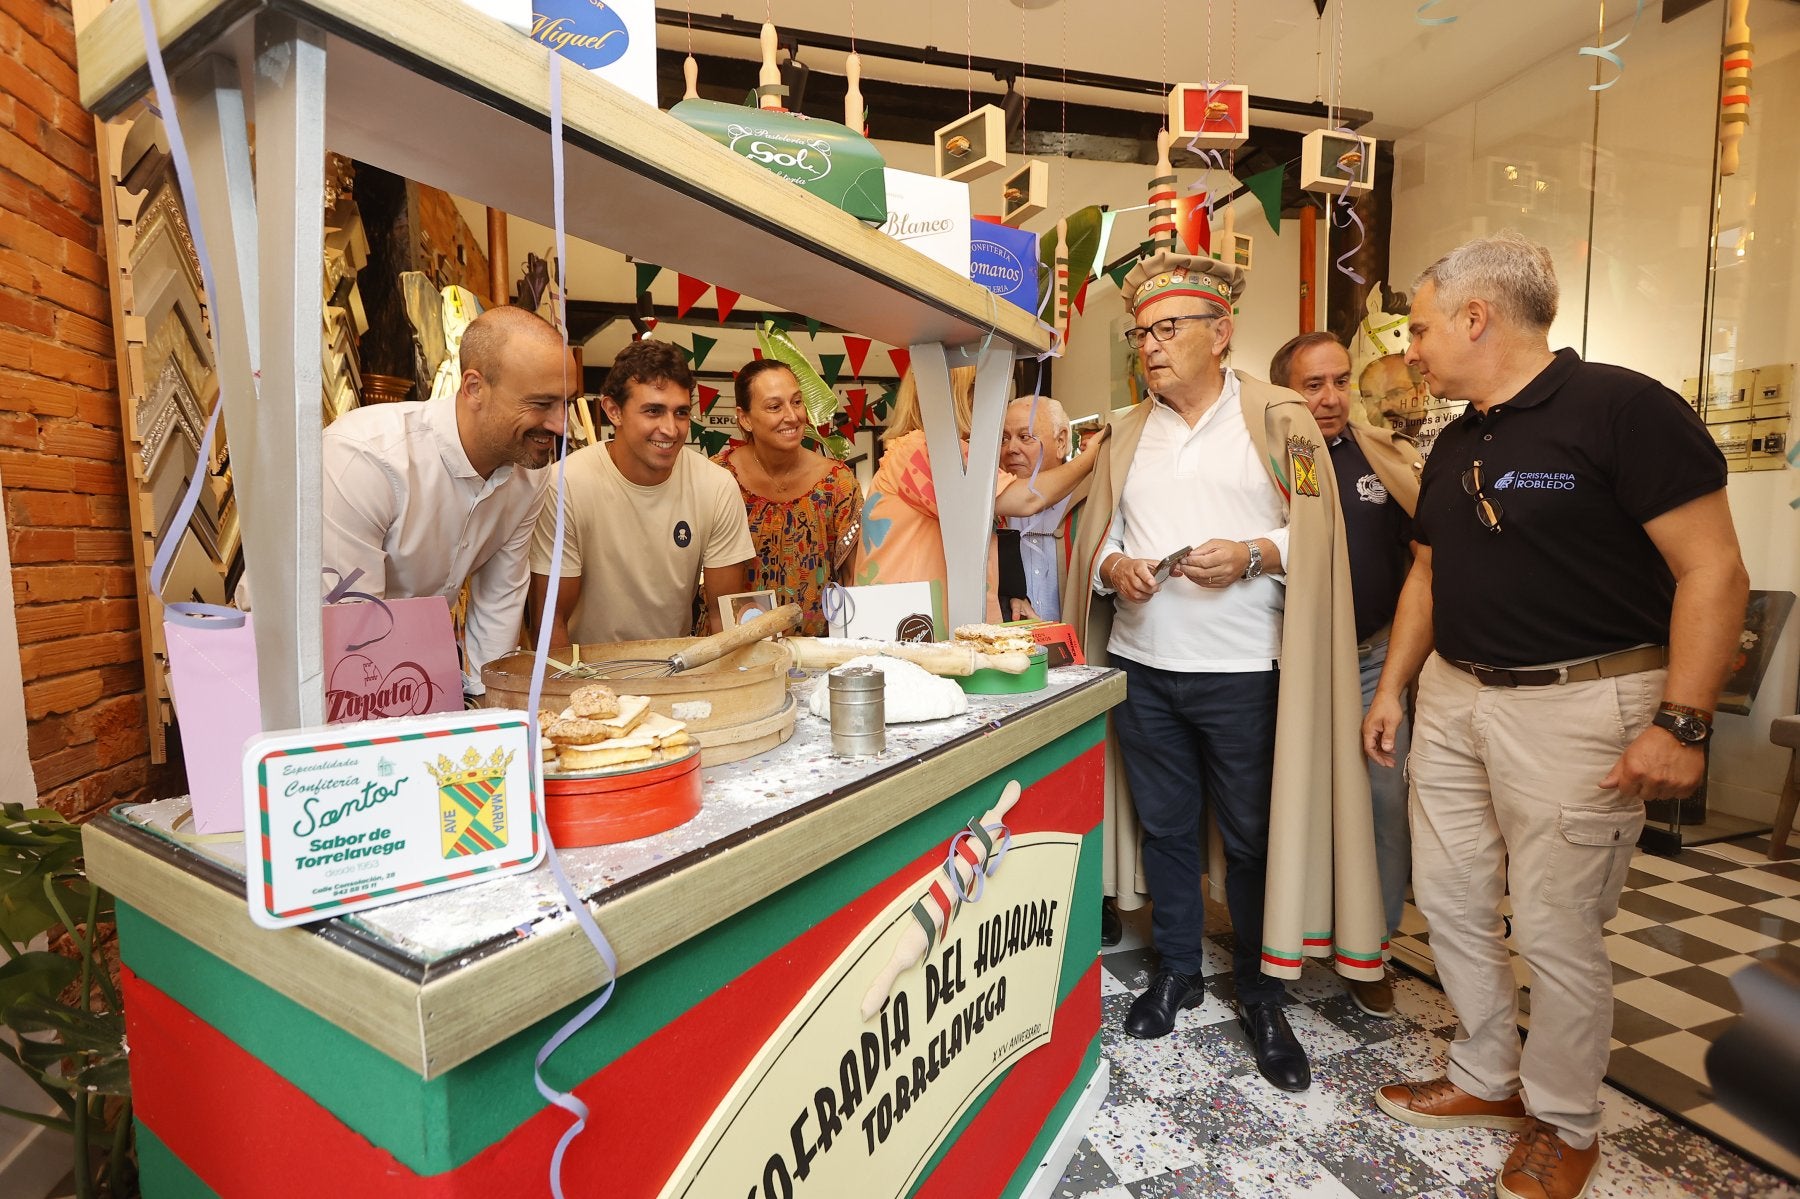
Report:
1241,541,1264,580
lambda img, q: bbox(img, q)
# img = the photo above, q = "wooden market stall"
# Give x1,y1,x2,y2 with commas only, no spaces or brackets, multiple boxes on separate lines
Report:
74,2,1119,1195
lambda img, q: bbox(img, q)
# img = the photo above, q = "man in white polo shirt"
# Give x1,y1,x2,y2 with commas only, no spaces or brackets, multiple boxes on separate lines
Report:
1063,252,1380,1094
323,305,571,693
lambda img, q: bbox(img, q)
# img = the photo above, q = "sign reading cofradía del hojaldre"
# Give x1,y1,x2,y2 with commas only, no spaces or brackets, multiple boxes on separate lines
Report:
658,833,1079,1199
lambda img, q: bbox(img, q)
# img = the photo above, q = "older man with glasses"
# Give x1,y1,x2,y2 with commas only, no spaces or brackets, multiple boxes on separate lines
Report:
1063,249,1383,1093
1364,232,1746,1199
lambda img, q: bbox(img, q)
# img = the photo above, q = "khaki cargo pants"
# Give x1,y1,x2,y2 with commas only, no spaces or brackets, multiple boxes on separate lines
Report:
1409,652,1661,1147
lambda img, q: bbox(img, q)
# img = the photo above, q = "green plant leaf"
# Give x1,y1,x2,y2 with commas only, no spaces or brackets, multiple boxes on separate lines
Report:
70,1055,132,1097
8,998,125,1054
0,951,80,1018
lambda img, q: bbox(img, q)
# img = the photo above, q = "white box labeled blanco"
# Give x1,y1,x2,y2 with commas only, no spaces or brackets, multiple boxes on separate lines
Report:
880,169,972,278
242,709,543,929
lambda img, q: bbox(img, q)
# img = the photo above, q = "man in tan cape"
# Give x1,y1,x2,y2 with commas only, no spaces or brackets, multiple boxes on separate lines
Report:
1272,331,1423,1018
1062,251,1384,1092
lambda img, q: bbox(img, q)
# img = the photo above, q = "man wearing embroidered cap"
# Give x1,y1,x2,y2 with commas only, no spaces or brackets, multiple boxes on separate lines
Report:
1063,247,1383,1093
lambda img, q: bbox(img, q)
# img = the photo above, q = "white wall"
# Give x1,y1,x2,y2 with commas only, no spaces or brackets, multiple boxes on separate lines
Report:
1389,0,1800,820
0,467,36,807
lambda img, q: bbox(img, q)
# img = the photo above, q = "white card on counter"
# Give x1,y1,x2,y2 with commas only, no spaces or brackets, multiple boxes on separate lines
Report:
241,709,543,929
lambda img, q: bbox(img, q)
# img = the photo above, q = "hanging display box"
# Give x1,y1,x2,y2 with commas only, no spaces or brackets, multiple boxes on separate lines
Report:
1301,128,1377,194
1168,83,1250,149
1000,159,1050,226
670,99,888,224
971,217,1041,314
934,104,1008,183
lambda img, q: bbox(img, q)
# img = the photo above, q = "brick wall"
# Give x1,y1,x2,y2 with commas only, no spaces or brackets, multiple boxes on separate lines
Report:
0,0,155,817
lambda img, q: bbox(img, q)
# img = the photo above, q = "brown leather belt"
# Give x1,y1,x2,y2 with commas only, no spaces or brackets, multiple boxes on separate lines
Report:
1444,645,1668,688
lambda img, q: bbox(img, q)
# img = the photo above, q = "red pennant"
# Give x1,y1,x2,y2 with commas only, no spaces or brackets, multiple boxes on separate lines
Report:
1175,194,1212,258
676,273,709,318
752,347,763,360
842,335,872,378
715,286,740,324
843,387,869,434
697,384,721,411
887,347,911,380
637,317,658,340
1073,278,1092,316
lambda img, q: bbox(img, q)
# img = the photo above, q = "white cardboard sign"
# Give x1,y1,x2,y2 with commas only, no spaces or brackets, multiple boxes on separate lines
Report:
241,710,543,929
879,169,972,278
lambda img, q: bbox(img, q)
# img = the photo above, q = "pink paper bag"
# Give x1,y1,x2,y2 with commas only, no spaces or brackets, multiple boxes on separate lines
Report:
163,604,263,834
321,590,463,725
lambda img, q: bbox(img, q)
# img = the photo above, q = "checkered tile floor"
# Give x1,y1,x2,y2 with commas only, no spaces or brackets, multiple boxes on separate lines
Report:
1059,834,1800,1198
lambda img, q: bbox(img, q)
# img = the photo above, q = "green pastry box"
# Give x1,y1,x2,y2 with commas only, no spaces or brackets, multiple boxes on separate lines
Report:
956,646,1049,695
670,99,888,225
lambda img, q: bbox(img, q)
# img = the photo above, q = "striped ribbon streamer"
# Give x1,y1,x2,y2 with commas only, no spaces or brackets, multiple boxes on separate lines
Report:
1581,0,1644,91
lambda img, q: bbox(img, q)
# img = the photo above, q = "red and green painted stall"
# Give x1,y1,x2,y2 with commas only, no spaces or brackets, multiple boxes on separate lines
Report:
84,670,1123,1197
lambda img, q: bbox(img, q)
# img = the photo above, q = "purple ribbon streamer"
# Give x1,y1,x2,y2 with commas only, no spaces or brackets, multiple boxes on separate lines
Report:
523,54,624,1199
135,0,242,606
1184,82,1240,226
946,822,1013,905
1328,127,1368,286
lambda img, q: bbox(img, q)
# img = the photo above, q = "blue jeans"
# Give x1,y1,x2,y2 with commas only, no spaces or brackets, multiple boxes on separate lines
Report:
1361,635,1412,941
1110,655,1284,1004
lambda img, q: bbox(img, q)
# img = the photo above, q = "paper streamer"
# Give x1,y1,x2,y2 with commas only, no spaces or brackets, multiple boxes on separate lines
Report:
1415,0,1458,25
1580,0,1644,91
1329,128,1367,286
527,55,628,1199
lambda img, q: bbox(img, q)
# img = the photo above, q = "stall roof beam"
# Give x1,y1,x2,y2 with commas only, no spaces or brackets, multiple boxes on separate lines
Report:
80,0,1051,355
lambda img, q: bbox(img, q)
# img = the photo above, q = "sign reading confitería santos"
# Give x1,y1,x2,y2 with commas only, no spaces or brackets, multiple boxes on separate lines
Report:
658,832,1079,1199
241,710,542,929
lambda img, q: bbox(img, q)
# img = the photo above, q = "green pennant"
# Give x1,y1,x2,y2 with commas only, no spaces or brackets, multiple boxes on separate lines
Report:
700,429,731,456
768,314,793,334
1243,166,1285,235
1104,259,1136,290
818,354,845,387
690,334,717,370
677,345,695,366
806,317,822,339
634,262,662,294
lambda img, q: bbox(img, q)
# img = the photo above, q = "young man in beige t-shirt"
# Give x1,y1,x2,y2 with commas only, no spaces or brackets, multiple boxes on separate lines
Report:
529,340,753,646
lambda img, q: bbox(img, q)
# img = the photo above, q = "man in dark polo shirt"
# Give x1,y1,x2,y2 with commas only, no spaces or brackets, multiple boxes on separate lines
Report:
1362,232,1746,1199
1271,332,1422,1018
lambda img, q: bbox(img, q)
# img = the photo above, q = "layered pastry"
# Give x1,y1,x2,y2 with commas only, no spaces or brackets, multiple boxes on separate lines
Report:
952,623,1037,658
541,695,689,774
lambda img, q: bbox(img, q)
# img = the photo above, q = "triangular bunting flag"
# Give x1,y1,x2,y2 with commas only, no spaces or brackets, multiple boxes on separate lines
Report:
677,345,695,366
690,334,717,371
1073,277,1092,316
1243,165,1285,235
1104,259,1135,290
842,335,872,378
1091,210,1119,282
752,347,763,360
806,317,822,339
634,262,663,294
715,287,741,324
640,317,659,335
697,383,721,411
676,273,709,319
769,314,793,334
819,354,845,387
1176,193,1212,258
843,387,868,434
887,348,911,380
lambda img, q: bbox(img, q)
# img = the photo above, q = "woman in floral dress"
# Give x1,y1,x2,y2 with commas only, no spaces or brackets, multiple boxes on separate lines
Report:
712,360,861,636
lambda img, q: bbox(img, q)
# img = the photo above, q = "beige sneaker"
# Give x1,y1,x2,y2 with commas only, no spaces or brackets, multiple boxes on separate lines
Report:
1374,1076,1532,1131
1497,1119,1599,1199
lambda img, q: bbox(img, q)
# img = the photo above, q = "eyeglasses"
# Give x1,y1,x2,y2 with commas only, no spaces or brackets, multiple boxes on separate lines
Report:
1123,314,1218,349
1460,459,1503,533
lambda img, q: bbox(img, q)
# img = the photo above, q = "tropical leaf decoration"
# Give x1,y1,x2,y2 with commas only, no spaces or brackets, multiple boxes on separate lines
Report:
1036,205,1104,321
755,321,853,460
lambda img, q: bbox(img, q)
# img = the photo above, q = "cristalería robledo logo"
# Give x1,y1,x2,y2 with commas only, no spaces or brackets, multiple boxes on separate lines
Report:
1492,470,1575,491
971,240,1026,295
325,656,440,723
530,2,631,71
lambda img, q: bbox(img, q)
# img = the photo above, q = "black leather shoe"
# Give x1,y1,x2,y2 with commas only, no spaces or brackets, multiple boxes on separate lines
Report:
1240,1001,1311,1091
1123,969,1204,1039
1100,900,1122,948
